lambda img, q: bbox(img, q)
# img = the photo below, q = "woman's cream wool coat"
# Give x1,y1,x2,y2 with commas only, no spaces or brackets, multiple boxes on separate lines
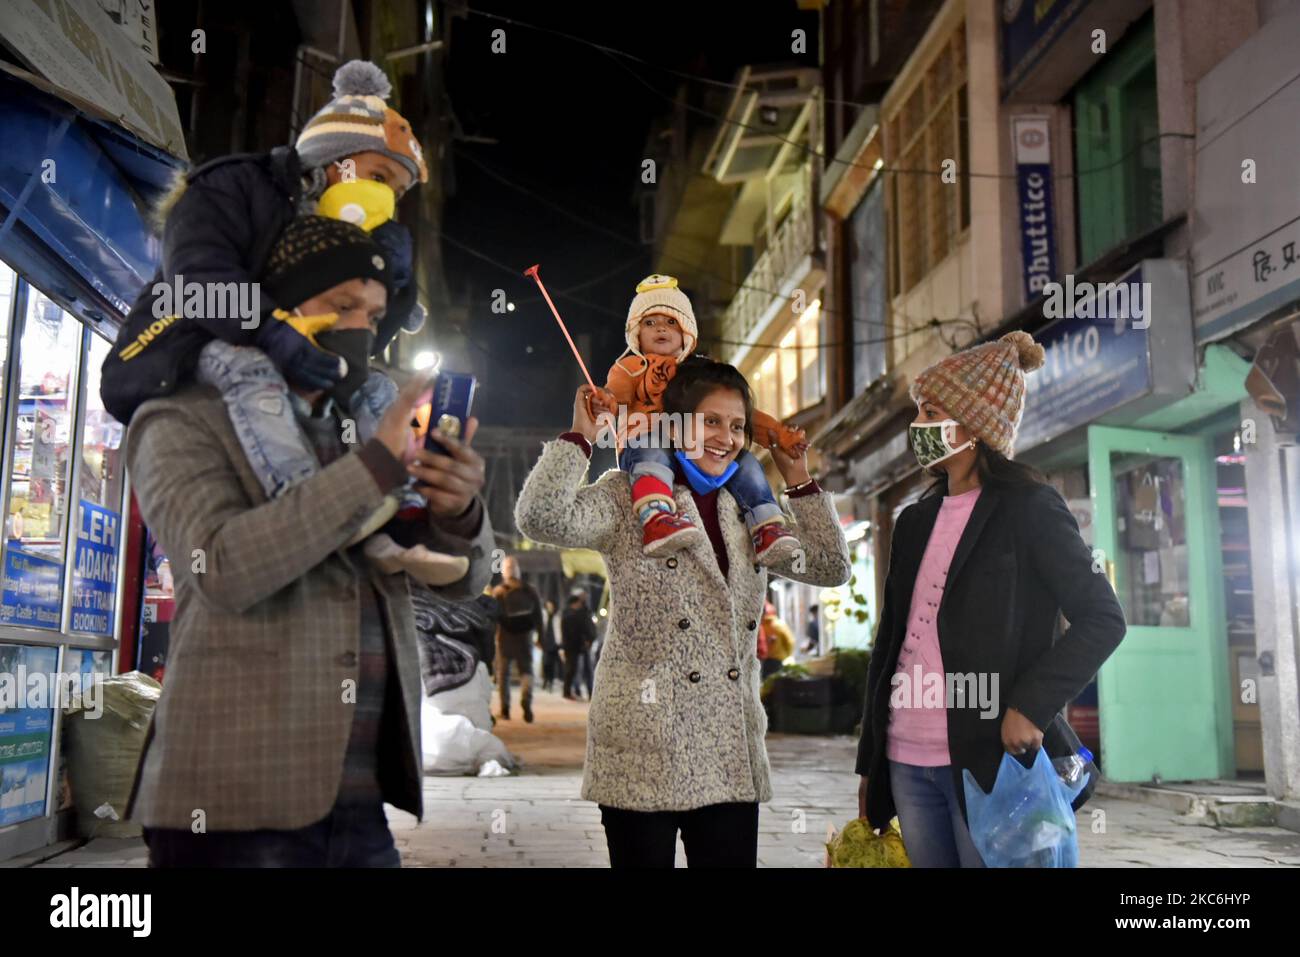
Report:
515,439,852,811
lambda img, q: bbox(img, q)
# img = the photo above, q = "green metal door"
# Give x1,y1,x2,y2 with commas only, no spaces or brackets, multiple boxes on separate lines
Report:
1087,425,1232,782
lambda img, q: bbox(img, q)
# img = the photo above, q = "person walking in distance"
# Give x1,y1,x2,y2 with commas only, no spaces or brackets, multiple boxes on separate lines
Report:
801,605,821,656
561,590,597,700
540,599,564,692
760,602,794,680
491,557,543,723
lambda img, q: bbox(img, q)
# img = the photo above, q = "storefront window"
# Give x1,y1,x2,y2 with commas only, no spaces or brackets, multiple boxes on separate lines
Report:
0,288,80,632
66,335,122,638
1111,453,1189,627
77,335,124,511
7,290,80,559
849,179,888,393
68,334,124,638
798,300,822,409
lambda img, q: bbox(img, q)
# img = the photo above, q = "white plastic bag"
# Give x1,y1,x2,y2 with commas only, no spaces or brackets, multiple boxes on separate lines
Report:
428,662,494,731
421,664,516,775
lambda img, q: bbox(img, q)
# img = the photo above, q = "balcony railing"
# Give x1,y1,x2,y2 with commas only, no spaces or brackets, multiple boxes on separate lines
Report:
720,177,815,363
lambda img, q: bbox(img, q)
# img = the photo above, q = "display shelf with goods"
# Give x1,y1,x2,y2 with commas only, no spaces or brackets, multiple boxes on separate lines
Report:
0,270,128,645
5,290,79,566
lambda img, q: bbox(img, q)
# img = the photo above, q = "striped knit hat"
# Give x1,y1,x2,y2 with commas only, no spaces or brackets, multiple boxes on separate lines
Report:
618,275,698,370
295,61,428,185
910,331,1046,455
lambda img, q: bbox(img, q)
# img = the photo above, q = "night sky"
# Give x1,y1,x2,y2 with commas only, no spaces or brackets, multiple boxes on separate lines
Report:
441,1,819,429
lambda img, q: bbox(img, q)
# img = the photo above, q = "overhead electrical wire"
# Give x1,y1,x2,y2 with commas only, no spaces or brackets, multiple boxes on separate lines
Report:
453,143,982,338
442,228,976,351
460,4,1195,183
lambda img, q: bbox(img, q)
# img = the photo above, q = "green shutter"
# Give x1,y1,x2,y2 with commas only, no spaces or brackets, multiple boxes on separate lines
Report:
1073,16,1160,265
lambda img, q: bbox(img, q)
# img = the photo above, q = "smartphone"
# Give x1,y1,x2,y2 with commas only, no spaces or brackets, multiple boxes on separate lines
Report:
424,371,478,455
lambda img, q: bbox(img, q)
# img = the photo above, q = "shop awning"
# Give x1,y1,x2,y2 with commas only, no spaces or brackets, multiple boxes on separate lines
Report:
0,65,183,325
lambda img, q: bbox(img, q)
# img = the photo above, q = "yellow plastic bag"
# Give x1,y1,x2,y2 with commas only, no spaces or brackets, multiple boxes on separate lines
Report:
825,817,911,868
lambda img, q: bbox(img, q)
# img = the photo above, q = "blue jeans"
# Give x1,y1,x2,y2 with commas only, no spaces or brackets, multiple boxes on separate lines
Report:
350,367,397,442
143,801,400,867
199,343,406,501
198,342,319,499
888,761,986,868
618,445,781,529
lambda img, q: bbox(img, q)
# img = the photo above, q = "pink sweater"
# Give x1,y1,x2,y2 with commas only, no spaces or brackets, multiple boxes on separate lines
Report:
886,486,982,767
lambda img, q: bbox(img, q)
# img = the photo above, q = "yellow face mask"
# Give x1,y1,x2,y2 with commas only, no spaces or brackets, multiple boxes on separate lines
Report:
316,180,396,232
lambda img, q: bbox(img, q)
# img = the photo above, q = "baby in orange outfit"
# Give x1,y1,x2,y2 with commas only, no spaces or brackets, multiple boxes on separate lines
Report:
590,275,807,563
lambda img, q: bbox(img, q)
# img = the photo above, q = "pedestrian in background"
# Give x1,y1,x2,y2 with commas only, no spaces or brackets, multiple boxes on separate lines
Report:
539,598,564,692
491,556,543,723
760,602,794,680
801,604,821,656
561,589,596,700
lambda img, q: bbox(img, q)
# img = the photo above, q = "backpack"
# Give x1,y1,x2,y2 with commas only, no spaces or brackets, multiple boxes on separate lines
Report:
498,585,539,635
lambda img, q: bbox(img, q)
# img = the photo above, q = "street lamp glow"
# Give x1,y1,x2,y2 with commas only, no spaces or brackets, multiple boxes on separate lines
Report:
412,350,440,371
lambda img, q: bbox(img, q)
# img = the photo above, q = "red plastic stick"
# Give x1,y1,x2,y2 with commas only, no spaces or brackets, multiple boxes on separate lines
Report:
524,264,598,393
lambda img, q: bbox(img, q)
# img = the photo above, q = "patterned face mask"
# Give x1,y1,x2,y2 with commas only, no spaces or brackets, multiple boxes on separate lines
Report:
909,419,974,470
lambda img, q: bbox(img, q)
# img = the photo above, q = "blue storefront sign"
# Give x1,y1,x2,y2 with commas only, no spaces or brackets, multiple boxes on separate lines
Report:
1013,116,1059,301
1018,269,1154,450
0,548,64,631
1002,0,1091,91
71,501,119,637
0,643,57,826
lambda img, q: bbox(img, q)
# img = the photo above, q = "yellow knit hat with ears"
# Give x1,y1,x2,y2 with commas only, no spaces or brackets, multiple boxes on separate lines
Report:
910,331,1047,456
618,275,698,371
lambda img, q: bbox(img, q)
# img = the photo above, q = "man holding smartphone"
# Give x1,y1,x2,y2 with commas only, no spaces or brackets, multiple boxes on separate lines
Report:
125,224,494,867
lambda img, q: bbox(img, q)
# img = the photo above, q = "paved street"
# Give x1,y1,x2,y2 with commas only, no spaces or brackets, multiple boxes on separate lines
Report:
18,686,1300,868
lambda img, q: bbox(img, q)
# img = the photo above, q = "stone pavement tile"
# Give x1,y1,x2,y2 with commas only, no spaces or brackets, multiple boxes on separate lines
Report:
396,729,1300,868
32,838,148,868
24,700,1300,868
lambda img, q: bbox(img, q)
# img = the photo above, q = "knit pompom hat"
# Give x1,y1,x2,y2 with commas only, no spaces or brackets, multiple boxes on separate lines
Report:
910,331,1046,455
295,60,428,185
618,275,698,371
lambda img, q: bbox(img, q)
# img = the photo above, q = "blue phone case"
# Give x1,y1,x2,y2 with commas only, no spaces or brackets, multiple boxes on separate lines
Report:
425,371,478,455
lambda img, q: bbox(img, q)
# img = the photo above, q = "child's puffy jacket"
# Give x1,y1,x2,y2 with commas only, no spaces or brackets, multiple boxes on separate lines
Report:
100,147,305,426
100,147,419,426
597,353,806,454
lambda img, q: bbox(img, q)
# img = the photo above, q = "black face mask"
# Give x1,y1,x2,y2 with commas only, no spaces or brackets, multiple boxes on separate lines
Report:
315,328,375,407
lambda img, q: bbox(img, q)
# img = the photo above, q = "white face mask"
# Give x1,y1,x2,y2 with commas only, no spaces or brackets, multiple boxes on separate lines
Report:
909,419,975,470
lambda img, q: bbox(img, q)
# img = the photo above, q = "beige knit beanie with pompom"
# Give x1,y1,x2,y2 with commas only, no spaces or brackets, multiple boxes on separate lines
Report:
909,330,1046,455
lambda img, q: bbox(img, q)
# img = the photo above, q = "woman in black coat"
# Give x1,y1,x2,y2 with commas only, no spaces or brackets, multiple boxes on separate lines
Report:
855,332,1125,867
